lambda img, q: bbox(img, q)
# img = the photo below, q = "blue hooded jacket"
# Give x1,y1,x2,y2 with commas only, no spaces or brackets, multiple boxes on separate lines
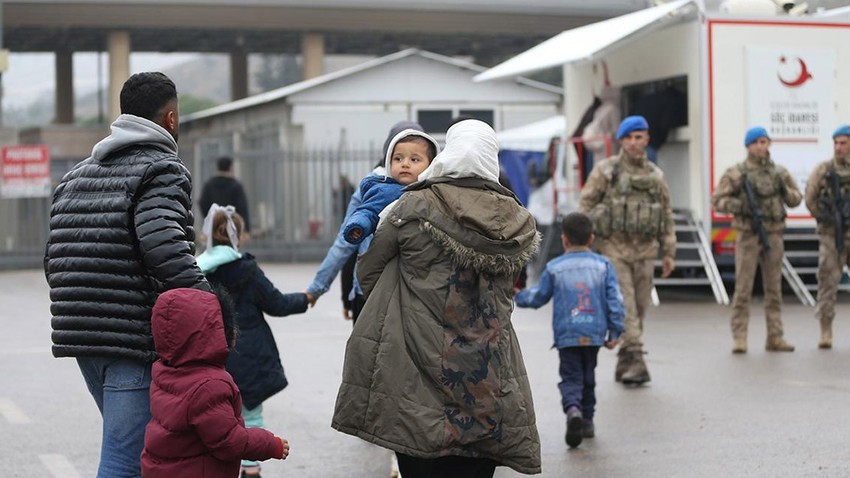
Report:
342,175,404,243
342,129,440,244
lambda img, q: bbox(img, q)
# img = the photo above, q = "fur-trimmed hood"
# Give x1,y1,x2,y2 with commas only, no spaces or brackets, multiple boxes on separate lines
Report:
400,177,539,276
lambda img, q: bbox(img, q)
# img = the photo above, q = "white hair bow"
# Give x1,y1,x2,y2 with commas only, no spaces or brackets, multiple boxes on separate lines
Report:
202,203,240,251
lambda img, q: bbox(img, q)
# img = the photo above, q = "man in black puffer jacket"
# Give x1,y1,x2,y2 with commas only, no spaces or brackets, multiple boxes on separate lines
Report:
44,71,210,478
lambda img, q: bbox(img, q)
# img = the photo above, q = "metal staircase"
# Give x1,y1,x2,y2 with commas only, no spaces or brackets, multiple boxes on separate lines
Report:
652,208,729,305
781,254,815,306
654,221,816,306
782,227,820,298
533,210,825,307
783,227,850,303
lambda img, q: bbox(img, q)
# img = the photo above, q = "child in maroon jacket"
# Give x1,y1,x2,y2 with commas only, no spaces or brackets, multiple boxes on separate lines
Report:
141,288,289,478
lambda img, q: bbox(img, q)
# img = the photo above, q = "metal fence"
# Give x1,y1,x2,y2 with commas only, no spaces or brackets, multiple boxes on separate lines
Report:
194,147,379,262
0,148,380,269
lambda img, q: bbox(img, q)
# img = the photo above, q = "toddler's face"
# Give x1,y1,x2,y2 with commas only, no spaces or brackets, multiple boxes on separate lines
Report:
390,141,431,185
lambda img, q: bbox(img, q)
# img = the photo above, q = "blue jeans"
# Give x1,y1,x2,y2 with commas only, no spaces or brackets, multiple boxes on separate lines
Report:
77,357,152,478
558,347,599,419
242,404,265,468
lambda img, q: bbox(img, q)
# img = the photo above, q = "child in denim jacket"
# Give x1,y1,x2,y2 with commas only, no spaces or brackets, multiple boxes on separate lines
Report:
514,212,624,449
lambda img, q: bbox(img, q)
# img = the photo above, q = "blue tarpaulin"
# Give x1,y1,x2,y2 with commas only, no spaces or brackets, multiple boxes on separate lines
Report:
499,149,545,206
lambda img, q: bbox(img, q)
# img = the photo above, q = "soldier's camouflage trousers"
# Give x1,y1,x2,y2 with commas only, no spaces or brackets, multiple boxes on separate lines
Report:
609,257,655,351
815,230,850,323
730,231,785,339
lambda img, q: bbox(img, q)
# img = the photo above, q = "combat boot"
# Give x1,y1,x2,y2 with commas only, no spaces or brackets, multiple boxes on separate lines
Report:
732,335,747,354
614,348,631,382
621,350,651,385
819,319,833,349
765,336,795,352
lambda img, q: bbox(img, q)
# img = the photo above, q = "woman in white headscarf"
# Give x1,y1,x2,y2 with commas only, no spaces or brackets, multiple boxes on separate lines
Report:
332,120,542,477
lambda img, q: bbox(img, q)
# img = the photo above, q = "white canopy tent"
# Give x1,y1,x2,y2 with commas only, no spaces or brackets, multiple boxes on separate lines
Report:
497,115,565,152
473,0,702,82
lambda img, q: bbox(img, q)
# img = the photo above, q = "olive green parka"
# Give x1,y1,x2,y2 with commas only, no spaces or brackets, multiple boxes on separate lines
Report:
331,176,541,475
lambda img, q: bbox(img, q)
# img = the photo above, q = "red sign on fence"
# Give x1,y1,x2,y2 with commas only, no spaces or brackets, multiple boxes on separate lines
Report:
1,145,51,198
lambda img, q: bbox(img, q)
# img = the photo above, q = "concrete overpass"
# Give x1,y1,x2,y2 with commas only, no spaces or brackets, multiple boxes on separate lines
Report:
1,0,647,122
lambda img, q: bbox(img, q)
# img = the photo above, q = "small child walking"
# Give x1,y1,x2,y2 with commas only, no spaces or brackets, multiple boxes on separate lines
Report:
141,287,289,478
343,129,439,243
196,204,310,478
514,212,625,449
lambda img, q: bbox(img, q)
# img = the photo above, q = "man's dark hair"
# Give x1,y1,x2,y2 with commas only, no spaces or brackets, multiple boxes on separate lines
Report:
120,72,177,121
561,212,593,246
216,156,233,172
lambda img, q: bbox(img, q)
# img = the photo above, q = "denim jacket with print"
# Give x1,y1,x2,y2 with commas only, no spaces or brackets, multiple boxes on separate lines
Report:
515,250,624,348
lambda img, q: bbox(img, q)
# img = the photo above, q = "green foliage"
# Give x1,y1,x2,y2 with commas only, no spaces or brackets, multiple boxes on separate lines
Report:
180,94,219,115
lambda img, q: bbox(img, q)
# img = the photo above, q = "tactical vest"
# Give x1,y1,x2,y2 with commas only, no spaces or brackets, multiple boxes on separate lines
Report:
738,163,786,222
816,164,850,227
590,159,665,239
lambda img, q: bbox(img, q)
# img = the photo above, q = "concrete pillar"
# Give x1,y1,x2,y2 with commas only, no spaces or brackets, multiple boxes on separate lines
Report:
107,30,131,122
301,33,324,80
230,50,248,101
55,50,74,124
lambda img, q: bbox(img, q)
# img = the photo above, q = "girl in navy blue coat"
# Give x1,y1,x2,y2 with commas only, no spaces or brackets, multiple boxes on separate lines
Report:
196,204,310,478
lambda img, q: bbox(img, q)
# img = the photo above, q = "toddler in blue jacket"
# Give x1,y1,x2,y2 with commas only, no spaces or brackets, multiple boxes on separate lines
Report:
343,129,439,243
514,212,624,449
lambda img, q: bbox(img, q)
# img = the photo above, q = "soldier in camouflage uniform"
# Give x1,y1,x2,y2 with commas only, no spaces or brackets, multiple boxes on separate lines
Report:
580,116,676,386
804,125,850,349
711,126,802,354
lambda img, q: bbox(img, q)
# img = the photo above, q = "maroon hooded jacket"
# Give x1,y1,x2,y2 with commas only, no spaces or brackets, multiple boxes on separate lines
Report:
141,288,284,478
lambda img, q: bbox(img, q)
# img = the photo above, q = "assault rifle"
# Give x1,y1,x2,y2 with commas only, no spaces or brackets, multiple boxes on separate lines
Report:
827,171,850,253
741,174,770,252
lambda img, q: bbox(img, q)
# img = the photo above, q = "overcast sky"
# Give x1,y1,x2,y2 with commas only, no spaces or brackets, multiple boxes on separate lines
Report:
1,52,199,109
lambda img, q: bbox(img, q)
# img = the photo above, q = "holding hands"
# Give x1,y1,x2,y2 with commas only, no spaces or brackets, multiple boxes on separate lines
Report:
604,339,620,350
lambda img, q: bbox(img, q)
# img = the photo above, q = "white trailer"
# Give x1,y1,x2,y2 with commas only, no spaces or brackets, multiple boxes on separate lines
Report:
477,0,850,302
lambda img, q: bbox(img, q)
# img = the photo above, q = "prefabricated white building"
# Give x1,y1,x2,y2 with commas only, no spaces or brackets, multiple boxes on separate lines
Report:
181,48,562,158
179,48,561,250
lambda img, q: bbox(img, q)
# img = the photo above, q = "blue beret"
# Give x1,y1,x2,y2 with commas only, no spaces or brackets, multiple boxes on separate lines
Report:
616,116,649,140
833,125,850,138
744,126,769,147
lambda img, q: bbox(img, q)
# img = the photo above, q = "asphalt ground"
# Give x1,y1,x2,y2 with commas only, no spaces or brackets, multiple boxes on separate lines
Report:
2,263,849,477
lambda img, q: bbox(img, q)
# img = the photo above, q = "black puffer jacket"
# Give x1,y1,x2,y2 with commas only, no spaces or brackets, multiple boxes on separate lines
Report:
45,114,209,362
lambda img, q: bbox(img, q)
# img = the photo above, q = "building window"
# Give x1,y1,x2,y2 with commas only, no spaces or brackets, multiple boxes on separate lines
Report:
417,110,454,134
417,108,496,134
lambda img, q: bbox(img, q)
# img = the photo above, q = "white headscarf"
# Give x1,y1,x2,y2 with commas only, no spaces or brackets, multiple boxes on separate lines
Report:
416,119,500,183
202,203,240,251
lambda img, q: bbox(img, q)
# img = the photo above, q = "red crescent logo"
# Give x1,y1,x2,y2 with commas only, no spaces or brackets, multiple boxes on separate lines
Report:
778,56,813,88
